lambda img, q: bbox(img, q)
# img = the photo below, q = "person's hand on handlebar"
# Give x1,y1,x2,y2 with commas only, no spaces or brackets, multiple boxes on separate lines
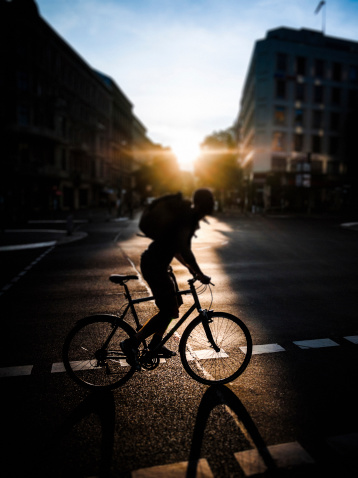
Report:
196,272,211,284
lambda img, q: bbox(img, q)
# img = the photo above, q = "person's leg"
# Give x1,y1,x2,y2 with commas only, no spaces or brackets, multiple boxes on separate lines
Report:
121,271,179,364
130,311,172,344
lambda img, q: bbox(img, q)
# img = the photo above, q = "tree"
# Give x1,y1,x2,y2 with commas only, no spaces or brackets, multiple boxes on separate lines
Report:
134,145,182,201
194,128,243,209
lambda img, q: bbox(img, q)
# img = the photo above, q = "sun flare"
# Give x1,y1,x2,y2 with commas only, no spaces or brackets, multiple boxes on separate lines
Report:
172,141,201,172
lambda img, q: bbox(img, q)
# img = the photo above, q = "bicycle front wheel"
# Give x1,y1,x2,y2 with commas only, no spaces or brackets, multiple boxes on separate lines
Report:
63,315,136,390
179,312,252,385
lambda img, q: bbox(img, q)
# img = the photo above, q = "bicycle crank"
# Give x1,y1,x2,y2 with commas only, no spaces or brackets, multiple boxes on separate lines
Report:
139,350,160,370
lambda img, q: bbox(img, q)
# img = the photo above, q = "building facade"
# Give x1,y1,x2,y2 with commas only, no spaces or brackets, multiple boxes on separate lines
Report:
237,27,358,213
0,0,152,223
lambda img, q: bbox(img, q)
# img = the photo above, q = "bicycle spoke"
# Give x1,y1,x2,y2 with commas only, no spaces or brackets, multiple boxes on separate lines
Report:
180,312,252,385
63,316,136,389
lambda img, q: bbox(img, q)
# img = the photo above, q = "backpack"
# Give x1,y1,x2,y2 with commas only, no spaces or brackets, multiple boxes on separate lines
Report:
139,192,191,240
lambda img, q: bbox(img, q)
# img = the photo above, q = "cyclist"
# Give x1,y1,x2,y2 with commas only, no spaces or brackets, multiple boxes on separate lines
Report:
120,188,214,370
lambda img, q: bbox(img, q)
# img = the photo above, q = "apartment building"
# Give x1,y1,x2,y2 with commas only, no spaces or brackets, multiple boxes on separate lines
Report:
0,0,151,222
238,27,358,212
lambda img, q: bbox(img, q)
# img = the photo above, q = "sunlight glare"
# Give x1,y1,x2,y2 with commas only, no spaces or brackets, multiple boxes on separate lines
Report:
172,140,201,171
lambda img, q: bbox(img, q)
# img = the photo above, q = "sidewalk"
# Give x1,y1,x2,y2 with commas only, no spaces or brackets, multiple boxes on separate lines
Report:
0,207,135,251
0,229,88,251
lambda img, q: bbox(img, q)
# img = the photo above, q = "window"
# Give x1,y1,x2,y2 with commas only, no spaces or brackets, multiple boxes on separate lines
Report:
294,108,304,126
17,72,29,91
332,62,342,81
272,132,286,151
331,87,341,104
348,89,358,105
17,106,30,126
293,134,304,152
271,155,287,171
296,56,306,75
275,79,286,99
274,106,286,125
61,149,67,170
295,83,305,101
348,65,358,83
276,53,287,72
329,137,339,155
312,110,323,129
330,112,340,131
312,135,322,153
314,85,324,103
79,189,88,208
327,161,340,175
315,59,325,78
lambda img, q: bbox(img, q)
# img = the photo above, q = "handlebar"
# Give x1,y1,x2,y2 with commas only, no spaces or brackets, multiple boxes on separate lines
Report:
188,277,215,287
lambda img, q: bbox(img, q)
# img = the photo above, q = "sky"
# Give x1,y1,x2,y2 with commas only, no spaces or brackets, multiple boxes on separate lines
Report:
35,0,358,170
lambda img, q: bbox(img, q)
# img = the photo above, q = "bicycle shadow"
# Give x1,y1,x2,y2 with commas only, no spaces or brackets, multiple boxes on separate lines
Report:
30,389,115,478
187,384,277,477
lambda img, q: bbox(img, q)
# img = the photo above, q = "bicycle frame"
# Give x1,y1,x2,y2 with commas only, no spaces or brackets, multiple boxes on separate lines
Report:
115,279,220,355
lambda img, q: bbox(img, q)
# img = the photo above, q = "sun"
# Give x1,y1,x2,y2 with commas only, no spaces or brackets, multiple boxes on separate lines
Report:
172,140,201,172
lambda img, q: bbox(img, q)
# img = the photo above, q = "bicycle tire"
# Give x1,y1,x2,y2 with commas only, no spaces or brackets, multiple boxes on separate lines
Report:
179,312,252,385
63,314,137,390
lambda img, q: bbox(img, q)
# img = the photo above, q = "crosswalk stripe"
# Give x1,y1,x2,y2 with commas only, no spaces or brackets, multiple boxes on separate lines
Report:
131,458,214,477
51,359,166,374
1,334,356,379
344,335,358,344
293,338,339,349
240,343,285,354
234,441,314,476
186,349,229,360
0,365,33,377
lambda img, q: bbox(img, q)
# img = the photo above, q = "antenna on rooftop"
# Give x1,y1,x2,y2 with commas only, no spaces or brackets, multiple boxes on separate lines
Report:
314,1,326,34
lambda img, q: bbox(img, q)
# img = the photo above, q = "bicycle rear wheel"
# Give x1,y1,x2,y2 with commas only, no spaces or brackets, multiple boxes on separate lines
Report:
179,312,252,385
63,314,136,390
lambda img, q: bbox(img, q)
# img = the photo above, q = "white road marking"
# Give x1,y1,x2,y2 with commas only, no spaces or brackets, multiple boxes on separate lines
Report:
131,458,214,477
51,359,167,373
185,349,229,360
0,246,54,296
0,241,57,251
1,334,353,379
240,343,285,354
344,335,358,344
0,365,33,377
234,441,314,476
293,338,339,349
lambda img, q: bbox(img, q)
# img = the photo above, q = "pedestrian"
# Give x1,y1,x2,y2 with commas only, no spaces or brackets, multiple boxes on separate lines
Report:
120,188,214,370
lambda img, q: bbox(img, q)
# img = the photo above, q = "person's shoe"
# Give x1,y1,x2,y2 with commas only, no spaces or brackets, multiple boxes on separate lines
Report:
120,339,141,371
149,342,177,358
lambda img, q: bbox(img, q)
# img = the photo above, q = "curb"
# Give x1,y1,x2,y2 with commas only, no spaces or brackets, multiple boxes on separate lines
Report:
0,230,88,251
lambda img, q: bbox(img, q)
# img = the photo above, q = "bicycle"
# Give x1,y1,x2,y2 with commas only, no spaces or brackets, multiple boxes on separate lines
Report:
63,273,253,390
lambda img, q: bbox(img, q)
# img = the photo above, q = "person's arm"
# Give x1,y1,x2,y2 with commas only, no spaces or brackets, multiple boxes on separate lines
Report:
175,228,211,284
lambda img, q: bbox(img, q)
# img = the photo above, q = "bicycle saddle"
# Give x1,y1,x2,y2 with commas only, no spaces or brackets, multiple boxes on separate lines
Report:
109,274,138,284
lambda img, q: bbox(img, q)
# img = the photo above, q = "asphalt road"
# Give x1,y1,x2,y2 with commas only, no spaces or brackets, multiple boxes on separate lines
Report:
1,212,357,478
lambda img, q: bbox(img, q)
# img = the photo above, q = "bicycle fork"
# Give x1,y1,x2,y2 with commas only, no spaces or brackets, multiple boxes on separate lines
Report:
200,310,220,353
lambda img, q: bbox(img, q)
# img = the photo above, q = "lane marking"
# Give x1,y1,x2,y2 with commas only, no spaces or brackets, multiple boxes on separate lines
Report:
344,335,358,344
0,365,33,377
131,458,214,477
186,349,229,360
234,441,314,476
240,343,285,355
3,334,356,378
293,338,339,349
52,358,167,373
0,241,57,251
0,246,54,297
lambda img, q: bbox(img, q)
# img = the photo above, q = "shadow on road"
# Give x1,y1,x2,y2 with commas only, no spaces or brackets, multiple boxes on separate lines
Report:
29,390,115,478
187,384,277,477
